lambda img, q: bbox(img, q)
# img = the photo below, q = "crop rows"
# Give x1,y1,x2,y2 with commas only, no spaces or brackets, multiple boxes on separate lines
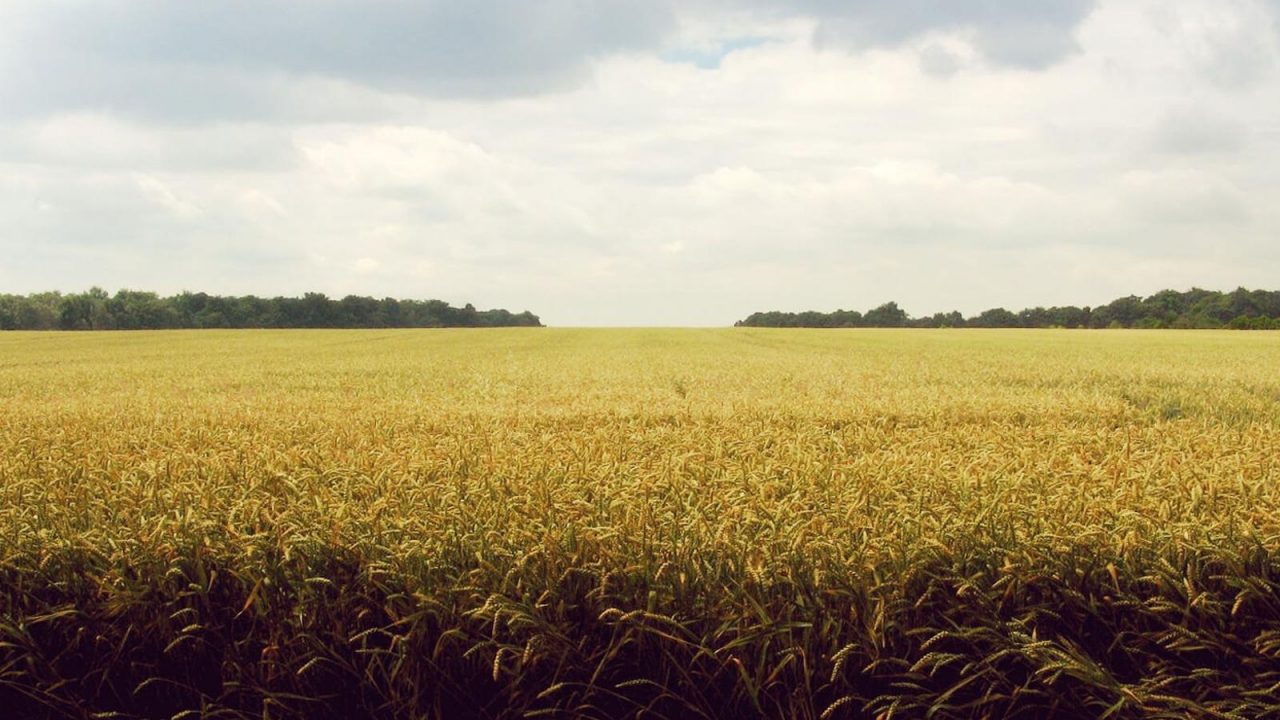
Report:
1,328,1278,718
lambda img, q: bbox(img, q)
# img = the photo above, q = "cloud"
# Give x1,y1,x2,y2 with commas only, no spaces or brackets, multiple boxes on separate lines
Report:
1143,0,1280,89
0,0,1106,125
1,0,1278,325
0,113,299,171
0,0,674,121
660,37,772,70
705,0,1098,69
134,174,203,220
1118,169,1251,226
1149,108,1247,156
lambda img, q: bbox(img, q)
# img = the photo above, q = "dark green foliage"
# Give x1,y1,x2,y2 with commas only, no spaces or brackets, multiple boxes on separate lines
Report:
0,289,543,330
735,287,1280,329
863,302,908,328
5,541,1280,719
973,307,1019,328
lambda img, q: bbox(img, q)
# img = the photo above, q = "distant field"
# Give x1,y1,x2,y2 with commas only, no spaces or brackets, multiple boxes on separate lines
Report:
2,329,1279,719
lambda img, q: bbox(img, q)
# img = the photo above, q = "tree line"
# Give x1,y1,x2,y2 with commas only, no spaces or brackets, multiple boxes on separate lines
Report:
736,288,1280,330
0,289,543,330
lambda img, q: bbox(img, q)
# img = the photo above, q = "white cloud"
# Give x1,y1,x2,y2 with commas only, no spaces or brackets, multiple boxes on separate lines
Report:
133,175,203,220
1118,169,1251,225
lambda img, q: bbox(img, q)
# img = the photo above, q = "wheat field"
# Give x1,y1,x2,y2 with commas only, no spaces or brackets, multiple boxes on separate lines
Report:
2,328,1279,719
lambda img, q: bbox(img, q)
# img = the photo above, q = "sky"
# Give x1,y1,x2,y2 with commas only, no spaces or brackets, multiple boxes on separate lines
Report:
2,0,1278,326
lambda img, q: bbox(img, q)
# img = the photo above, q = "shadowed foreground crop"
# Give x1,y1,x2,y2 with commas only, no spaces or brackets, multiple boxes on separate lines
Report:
2,328,1279,719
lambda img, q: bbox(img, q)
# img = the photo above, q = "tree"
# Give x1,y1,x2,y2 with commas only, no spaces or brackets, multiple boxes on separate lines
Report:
0,290,543,330
971,308,1018,328
299,292,332,327
58,287,112,330
864,302,907,327
933,311,964,328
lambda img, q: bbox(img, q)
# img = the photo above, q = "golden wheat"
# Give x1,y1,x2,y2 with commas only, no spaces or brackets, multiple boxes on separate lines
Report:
0,328,1277,718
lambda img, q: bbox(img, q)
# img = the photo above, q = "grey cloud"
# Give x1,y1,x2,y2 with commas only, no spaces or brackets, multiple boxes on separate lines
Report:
0,0,674,121
1148,1,1280,90
770,0,1097,69
1150,110,1246,157
1198,29,1276,90
91,1,672,93
0,0,1104,126
916,43,965,77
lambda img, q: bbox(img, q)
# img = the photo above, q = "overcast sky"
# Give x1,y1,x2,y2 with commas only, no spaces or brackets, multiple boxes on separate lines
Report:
2,0,1278,325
